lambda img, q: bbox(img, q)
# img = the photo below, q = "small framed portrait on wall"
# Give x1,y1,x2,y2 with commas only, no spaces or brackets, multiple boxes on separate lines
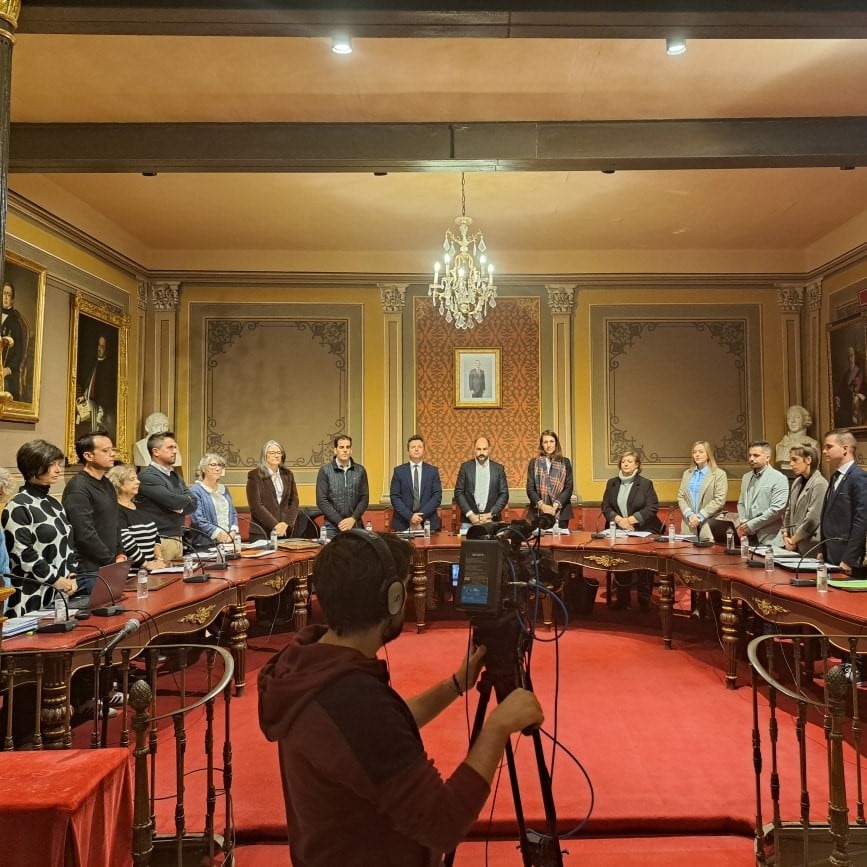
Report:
66,293,129,461
828,314,867,432
455,348,501,408
1,251,46,422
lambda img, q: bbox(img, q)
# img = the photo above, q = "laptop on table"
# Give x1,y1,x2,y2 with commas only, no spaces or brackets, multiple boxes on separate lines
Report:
68,560,133,615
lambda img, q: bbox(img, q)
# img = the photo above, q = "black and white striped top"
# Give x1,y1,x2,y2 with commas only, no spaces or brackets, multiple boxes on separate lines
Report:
117,504,160,567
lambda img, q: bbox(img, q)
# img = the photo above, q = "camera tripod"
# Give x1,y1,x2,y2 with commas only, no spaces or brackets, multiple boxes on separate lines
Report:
444,614,563,867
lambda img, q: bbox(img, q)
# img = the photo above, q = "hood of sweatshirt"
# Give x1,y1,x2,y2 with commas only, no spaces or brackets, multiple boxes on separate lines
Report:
258,624,388,741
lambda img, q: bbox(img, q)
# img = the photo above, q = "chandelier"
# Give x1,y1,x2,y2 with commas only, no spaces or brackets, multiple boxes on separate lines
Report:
428,173,497,329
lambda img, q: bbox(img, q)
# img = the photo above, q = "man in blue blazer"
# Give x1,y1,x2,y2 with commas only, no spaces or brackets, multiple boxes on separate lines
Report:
389,434,443,532
820,428,867,577
454,436,509,527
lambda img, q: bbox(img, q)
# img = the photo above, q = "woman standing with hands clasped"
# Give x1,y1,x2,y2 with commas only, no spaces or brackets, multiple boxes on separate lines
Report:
526,430,573,530
782,444,828,556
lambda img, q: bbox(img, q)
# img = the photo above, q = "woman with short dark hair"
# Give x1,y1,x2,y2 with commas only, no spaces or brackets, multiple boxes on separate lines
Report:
1,439,78,617
601,449,662,611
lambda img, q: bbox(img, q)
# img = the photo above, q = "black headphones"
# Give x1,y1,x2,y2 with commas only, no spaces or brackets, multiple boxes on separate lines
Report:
347,528,406,617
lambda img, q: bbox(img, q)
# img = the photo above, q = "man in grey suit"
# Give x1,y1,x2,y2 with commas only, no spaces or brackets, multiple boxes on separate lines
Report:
454,436,509,527
735,440,789,546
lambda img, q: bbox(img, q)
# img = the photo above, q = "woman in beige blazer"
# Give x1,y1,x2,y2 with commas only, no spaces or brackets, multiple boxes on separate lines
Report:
782,444,828,556
677,440,728,541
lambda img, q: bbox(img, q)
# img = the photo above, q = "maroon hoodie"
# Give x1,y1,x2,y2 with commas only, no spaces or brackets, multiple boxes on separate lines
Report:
258,625,489,866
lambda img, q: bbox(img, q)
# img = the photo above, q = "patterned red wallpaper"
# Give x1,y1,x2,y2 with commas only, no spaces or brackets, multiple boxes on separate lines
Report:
414,295,541,489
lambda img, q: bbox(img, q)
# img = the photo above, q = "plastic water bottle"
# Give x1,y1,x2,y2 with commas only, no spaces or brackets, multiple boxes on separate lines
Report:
609,520,616,547
136,568,149,600
726,528,734,551
319,525,329,545
365,520,373,533
269,529,278,550
740,536,749,563
552,521,561,539
764,548,774,574
54,592,67,623
668,520,676,543
183,554,194,581
423,519,431,539
233,534,242,554
816,557,829,593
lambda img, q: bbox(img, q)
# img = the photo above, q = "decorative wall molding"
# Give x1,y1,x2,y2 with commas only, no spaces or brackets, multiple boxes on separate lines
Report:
378,283,408,314
807,279,823,312
775,283,805,313
137,279,149,311
545,283,577,315
152,282,179,311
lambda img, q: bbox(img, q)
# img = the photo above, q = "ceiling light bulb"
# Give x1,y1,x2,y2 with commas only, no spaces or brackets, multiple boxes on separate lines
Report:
666,37,687,56
331,35,352,55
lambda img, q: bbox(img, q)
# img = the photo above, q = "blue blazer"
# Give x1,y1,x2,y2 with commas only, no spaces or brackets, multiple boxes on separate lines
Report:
821,463,867,573
389,462,443,531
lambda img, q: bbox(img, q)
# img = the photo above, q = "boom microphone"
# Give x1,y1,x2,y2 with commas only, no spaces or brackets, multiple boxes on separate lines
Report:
99,617,140,658
693,519,713,548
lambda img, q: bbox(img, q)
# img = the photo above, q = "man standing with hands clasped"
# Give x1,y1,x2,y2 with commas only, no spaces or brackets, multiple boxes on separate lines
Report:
389,434,442,533
735,440,788,547
454,435,509,528
316,435,369,538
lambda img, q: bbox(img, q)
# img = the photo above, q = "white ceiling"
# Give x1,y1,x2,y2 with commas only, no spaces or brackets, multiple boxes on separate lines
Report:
8,35,867,275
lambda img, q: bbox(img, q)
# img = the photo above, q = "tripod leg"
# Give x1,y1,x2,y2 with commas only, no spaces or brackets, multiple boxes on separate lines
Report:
443,676,494,867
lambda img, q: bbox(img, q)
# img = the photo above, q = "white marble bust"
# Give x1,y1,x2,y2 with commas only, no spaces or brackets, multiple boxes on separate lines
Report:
776,405,819,467
133,411,183,467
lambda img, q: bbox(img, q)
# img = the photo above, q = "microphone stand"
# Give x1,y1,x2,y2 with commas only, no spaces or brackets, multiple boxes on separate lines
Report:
693,519,713,548
589,510,607,539
181,532,214,582
790,537,844,586
183,526,227,571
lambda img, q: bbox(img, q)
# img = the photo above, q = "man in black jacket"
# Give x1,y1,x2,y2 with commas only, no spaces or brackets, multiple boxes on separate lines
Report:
62,431,124,598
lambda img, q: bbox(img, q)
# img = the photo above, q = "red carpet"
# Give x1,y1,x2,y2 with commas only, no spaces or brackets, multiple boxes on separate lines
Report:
114,604,862,854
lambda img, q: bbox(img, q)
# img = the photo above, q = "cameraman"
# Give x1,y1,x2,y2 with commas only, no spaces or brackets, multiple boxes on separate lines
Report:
258,530,543,867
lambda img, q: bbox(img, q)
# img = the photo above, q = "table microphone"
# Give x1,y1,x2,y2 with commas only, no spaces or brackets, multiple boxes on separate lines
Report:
214,522,241,560
590,511,607,539
790,537,844,586
693,519,713,548
183,525,228,571
7,574,78,632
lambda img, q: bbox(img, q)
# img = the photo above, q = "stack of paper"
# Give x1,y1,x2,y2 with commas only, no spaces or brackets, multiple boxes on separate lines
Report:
1,616,38,637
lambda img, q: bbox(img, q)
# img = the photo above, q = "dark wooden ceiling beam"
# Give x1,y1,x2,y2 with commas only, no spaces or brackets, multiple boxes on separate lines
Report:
10,118,867,173
18,1,867,38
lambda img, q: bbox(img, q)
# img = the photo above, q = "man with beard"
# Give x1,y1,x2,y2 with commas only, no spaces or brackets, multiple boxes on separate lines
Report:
1,280,28,401
454,435,509,528
258,530,542,867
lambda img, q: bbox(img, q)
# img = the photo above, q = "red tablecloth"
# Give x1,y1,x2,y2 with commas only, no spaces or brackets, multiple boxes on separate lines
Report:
0,748,132,867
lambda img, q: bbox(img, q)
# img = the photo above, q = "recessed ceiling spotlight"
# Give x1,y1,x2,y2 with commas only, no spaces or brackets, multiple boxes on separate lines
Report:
666,37,687,56
331,34,352,55
840,165,856,171
373,171,388,177
601,168,616,175
142,171,158,177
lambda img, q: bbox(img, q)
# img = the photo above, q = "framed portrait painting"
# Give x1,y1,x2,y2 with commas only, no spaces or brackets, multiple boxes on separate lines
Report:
66,293,129,462
828,314,867,432
455,348,501,408
1,251,46,422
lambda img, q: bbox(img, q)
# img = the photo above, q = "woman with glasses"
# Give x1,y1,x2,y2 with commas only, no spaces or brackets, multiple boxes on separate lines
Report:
191,452,239,546
246,440,300,542
108,463,167,569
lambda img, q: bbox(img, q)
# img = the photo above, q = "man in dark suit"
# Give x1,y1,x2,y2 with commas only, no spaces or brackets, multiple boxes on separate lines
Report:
389,434,442,532
468,360,485,398
820,427,867,578
454,436,509,527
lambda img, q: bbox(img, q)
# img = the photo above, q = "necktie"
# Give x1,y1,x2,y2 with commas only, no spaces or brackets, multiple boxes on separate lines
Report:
412,464,420,511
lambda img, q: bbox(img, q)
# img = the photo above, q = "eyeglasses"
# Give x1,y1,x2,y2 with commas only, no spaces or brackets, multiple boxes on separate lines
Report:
265,451,282,456
207,462,225,468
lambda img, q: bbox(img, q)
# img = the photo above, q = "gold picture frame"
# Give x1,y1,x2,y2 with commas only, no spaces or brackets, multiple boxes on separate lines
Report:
1,251,46,422
455,348,501,408
828,314,867,432
66,293,129,462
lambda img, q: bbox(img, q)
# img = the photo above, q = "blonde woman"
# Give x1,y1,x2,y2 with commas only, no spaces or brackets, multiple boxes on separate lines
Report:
677,441,728,542
108,464,166,570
